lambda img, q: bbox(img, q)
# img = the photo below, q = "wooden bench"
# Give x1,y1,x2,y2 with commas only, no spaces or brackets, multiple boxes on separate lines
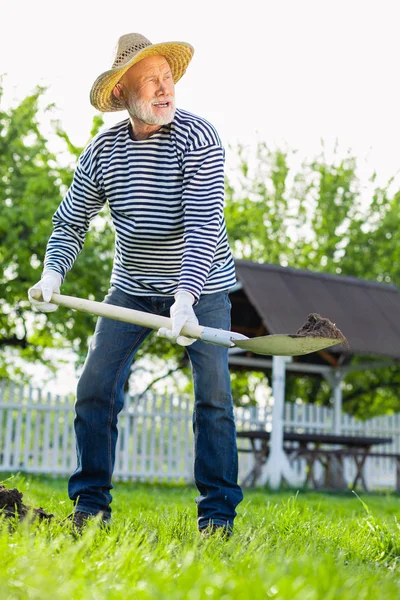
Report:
237,431,394,490
285,447,400,491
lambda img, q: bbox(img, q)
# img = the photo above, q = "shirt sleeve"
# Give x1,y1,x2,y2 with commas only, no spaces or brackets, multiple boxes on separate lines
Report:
44,159,106,280
176,144,225,299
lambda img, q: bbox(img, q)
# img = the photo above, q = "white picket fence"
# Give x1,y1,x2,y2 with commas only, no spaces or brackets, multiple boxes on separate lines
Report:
1,379,400,489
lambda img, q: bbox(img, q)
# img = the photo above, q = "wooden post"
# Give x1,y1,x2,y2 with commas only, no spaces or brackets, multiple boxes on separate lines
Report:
324,370,344,435
259,356,299,489
323,370,347,488
332,373,343,435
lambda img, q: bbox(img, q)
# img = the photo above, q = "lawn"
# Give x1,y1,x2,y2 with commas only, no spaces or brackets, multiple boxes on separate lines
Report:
0,474,399,599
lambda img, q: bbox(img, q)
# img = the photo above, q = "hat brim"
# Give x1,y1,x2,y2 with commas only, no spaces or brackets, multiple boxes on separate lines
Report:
90,41,194,112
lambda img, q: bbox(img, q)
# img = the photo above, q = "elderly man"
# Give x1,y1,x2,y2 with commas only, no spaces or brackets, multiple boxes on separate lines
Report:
29,33,243,534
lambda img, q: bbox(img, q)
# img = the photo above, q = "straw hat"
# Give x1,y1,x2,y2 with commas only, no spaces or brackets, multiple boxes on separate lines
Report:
90,33,194,112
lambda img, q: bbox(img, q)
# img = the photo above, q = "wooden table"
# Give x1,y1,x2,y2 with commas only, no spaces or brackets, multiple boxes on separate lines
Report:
237,430,393,490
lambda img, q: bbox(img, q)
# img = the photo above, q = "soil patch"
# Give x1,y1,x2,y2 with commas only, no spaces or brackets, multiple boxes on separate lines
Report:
296,313,347,345
0,485,53,521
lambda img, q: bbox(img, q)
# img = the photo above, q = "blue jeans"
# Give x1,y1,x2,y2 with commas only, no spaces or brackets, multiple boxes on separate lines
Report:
68,286,243,530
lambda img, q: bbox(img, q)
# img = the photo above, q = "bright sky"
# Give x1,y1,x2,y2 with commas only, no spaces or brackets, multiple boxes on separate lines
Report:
2,0,400,185
2,0,400,393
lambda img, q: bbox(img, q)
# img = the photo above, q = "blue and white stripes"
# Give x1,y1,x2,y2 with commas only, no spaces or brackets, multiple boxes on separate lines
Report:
44,108,236,299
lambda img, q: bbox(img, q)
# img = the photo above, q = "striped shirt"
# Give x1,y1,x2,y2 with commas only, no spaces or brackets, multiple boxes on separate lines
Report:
44,108,236,299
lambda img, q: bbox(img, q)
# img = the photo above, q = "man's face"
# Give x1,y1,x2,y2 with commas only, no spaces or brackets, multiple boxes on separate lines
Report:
118,55,175,125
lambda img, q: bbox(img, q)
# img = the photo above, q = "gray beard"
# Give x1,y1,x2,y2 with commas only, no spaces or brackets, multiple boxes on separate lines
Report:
123,90,176,126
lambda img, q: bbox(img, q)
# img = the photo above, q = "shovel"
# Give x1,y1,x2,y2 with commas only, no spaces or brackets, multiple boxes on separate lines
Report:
41,292,343,357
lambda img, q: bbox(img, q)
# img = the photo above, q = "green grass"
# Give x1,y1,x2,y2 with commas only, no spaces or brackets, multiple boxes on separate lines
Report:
1,474,400,599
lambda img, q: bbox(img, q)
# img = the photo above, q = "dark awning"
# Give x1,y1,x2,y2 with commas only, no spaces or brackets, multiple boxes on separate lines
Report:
233,260,400,360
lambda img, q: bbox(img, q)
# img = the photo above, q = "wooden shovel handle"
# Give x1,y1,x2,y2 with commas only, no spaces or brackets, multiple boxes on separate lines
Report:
51,293,206,340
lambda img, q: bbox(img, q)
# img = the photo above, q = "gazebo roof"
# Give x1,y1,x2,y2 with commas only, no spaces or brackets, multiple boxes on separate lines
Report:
232,260,400,360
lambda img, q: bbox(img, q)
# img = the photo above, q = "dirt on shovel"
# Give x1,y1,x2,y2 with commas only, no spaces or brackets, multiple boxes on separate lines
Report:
0,484,54,522
296,313,347,346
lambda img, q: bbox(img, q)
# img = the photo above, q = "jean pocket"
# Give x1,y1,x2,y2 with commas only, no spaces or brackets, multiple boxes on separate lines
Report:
104,285,129,306
224,293,232,309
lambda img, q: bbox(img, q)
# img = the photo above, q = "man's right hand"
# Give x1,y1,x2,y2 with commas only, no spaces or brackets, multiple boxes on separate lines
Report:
28,270,62,312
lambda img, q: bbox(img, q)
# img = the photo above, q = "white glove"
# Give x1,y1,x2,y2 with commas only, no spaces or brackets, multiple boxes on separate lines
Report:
158,291,198,346
28,270,62,312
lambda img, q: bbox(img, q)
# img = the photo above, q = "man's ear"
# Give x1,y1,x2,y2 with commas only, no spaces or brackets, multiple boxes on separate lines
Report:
113,84,122,99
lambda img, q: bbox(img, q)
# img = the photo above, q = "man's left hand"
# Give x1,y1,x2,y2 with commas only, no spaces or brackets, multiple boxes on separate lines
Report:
158,291,198,346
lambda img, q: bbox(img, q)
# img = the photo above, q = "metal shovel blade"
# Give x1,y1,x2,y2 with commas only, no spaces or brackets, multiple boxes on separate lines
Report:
233,334,344,356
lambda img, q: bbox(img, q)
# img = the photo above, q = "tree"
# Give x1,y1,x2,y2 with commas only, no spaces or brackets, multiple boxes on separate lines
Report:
3,85,400,414
225,142,361,271
0,84,114,378
224,142,400,417
0,85,187,393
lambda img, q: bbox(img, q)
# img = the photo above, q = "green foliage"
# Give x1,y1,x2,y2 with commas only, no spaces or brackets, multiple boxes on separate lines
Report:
225,143,400,416
0,84,187,387
0,85,115,377
2,84,400,414
1,475,400,599
0,85,64,376
230,370,266,407
225,142,363,272
225,145,293,264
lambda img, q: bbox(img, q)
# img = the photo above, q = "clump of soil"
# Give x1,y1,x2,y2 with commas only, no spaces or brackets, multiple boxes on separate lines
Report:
0,485,53,522
296,313,347,345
